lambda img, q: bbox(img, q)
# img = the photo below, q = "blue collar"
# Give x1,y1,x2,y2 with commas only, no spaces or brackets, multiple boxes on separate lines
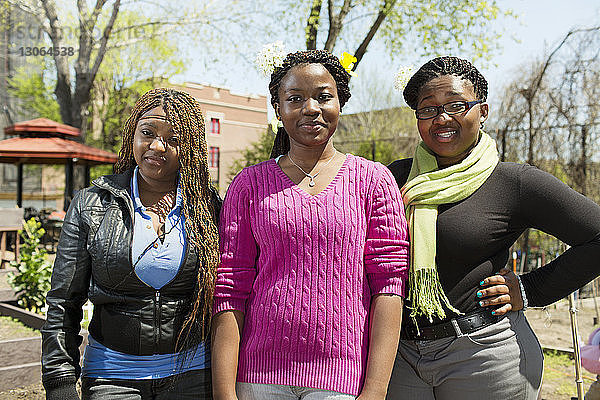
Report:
131,166,183,214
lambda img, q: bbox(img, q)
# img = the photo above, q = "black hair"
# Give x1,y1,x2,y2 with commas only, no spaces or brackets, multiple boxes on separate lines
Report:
269,49,351,158
403,56,488,110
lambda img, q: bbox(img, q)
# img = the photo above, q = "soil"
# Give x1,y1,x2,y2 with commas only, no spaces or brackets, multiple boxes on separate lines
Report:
527,297,600,400
0,383,46,400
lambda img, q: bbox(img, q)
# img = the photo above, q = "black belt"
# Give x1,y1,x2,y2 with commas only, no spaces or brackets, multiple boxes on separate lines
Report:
401,308,502,341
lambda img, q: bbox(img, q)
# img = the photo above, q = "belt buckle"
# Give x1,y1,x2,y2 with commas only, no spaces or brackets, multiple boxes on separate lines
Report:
450,318,463,337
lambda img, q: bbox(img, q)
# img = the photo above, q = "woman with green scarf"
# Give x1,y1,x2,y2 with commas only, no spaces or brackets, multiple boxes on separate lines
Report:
385,56,600,399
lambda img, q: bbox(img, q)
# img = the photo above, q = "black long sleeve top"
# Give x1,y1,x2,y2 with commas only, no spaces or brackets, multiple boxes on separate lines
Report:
388,159,600,328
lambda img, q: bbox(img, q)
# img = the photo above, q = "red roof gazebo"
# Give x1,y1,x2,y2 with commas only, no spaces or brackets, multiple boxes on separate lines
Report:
0,118,118,210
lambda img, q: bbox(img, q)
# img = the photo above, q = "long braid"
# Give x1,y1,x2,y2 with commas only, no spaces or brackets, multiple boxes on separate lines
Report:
115,88,219,350
403,56,488,110
268,49,352,158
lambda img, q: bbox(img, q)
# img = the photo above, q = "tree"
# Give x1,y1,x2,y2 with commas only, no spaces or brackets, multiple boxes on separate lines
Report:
86,10,185,152
335,107,417,164
334,66,418,164
6,0,255,137
7,58,60,121
272,0,513,70
488,26,600,268
227,130,274,183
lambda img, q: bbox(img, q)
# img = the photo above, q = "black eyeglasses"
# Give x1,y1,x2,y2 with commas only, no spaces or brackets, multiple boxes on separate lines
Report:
415,100,483,120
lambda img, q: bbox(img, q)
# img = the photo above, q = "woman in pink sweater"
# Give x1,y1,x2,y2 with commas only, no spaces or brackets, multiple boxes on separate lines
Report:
211,50,409,400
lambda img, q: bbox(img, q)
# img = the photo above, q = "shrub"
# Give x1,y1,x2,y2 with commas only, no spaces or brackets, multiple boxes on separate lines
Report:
8,218,52,313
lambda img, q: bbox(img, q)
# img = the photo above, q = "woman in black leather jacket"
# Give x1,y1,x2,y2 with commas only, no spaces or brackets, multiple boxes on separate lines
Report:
41,88,220,400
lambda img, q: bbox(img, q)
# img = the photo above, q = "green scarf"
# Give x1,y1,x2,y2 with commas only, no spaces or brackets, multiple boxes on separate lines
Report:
401,131,499,323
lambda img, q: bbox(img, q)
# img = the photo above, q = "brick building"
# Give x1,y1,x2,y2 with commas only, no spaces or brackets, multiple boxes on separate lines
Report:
178,83,268,196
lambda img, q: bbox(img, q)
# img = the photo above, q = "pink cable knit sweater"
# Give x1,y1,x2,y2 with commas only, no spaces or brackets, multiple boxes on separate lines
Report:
214,154,409,395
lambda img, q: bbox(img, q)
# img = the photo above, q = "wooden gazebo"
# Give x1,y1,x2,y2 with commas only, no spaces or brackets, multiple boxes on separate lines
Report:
0,118,118,210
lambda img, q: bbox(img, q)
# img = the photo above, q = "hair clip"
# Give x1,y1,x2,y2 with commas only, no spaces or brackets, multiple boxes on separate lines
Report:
394,65,414,92
339,52,358,77
255,41,287,77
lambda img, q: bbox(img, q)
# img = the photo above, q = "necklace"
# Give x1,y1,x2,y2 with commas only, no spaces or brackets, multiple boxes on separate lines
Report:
146,189,177,223
287,151,337,187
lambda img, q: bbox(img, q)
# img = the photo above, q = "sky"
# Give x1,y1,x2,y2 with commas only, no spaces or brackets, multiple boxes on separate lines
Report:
177,0,600,114
481,0,600,101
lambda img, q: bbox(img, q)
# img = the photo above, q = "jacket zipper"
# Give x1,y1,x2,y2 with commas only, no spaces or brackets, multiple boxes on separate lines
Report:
93,176,190,354
154,290,161,352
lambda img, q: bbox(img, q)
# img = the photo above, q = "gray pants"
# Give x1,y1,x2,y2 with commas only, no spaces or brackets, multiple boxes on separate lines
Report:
81,368,212,400
387,311,543,400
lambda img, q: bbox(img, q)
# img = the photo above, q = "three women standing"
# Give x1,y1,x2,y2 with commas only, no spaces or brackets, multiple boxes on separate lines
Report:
40,53,600,400
42,89,220,400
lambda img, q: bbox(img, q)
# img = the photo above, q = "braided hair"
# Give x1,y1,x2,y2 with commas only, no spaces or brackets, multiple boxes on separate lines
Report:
403,56,488,110
114,88,219,349
269,49,352,158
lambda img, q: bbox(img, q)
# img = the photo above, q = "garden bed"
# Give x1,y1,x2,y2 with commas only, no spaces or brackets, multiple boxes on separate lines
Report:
0,315,42,392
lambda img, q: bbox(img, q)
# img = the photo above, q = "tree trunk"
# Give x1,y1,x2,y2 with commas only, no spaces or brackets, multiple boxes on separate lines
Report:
500,128,507,161
323,0,352,52
41,0,73,125
577,125,588,195
41,0,120,135
305,0,323,50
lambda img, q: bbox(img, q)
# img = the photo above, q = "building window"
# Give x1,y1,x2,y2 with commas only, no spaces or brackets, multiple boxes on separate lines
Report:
210,118,221,134
209,147,220,168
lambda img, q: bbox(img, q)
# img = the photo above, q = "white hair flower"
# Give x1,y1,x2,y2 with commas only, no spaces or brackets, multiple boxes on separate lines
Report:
255,41,286,77
394,65,414,92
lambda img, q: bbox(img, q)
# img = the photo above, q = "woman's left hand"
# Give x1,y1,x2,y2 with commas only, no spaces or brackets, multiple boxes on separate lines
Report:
477,267,523,315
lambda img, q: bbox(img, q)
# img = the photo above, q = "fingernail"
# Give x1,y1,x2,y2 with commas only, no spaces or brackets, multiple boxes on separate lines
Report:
479,301,484,307
476,291,483,298
491,311,496,315
479,280,485,286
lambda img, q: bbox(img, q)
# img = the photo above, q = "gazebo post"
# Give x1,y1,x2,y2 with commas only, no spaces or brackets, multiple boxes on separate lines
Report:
16,163,22,208
64,159,73,211
84,165,90,187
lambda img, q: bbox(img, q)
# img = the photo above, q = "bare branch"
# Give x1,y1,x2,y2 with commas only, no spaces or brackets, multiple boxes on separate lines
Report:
353,0,396,69
90,0,120,82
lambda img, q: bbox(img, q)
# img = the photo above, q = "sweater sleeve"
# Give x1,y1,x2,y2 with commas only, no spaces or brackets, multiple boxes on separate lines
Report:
517,165,600,307
213,170,258,314
364,165,410,297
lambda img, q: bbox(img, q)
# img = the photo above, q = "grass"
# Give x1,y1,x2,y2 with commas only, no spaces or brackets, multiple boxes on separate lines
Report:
541,349,597,399
0,316,39,340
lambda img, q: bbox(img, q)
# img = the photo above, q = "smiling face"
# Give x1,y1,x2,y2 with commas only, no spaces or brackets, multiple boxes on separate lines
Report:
275,63,340,150
133,106,180,186
416,75,488,168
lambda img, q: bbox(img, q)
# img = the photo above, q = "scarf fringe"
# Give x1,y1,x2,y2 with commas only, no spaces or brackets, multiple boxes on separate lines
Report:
408,268,463,326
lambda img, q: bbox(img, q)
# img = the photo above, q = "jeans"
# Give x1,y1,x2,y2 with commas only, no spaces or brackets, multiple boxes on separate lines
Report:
236,382,356,399
81,368,211,400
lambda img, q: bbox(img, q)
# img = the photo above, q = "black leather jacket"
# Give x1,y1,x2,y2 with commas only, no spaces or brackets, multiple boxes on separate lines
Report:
41,169,219,389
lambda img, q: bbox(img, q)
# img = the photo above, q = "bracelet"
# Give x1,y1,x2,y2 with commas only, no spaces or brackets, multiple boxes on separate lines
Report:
516,275,529,311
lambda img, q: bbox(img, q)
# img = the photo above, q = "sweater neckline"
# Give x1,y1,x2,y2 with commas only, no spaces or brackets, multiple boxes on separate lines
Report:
270,153,352,200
